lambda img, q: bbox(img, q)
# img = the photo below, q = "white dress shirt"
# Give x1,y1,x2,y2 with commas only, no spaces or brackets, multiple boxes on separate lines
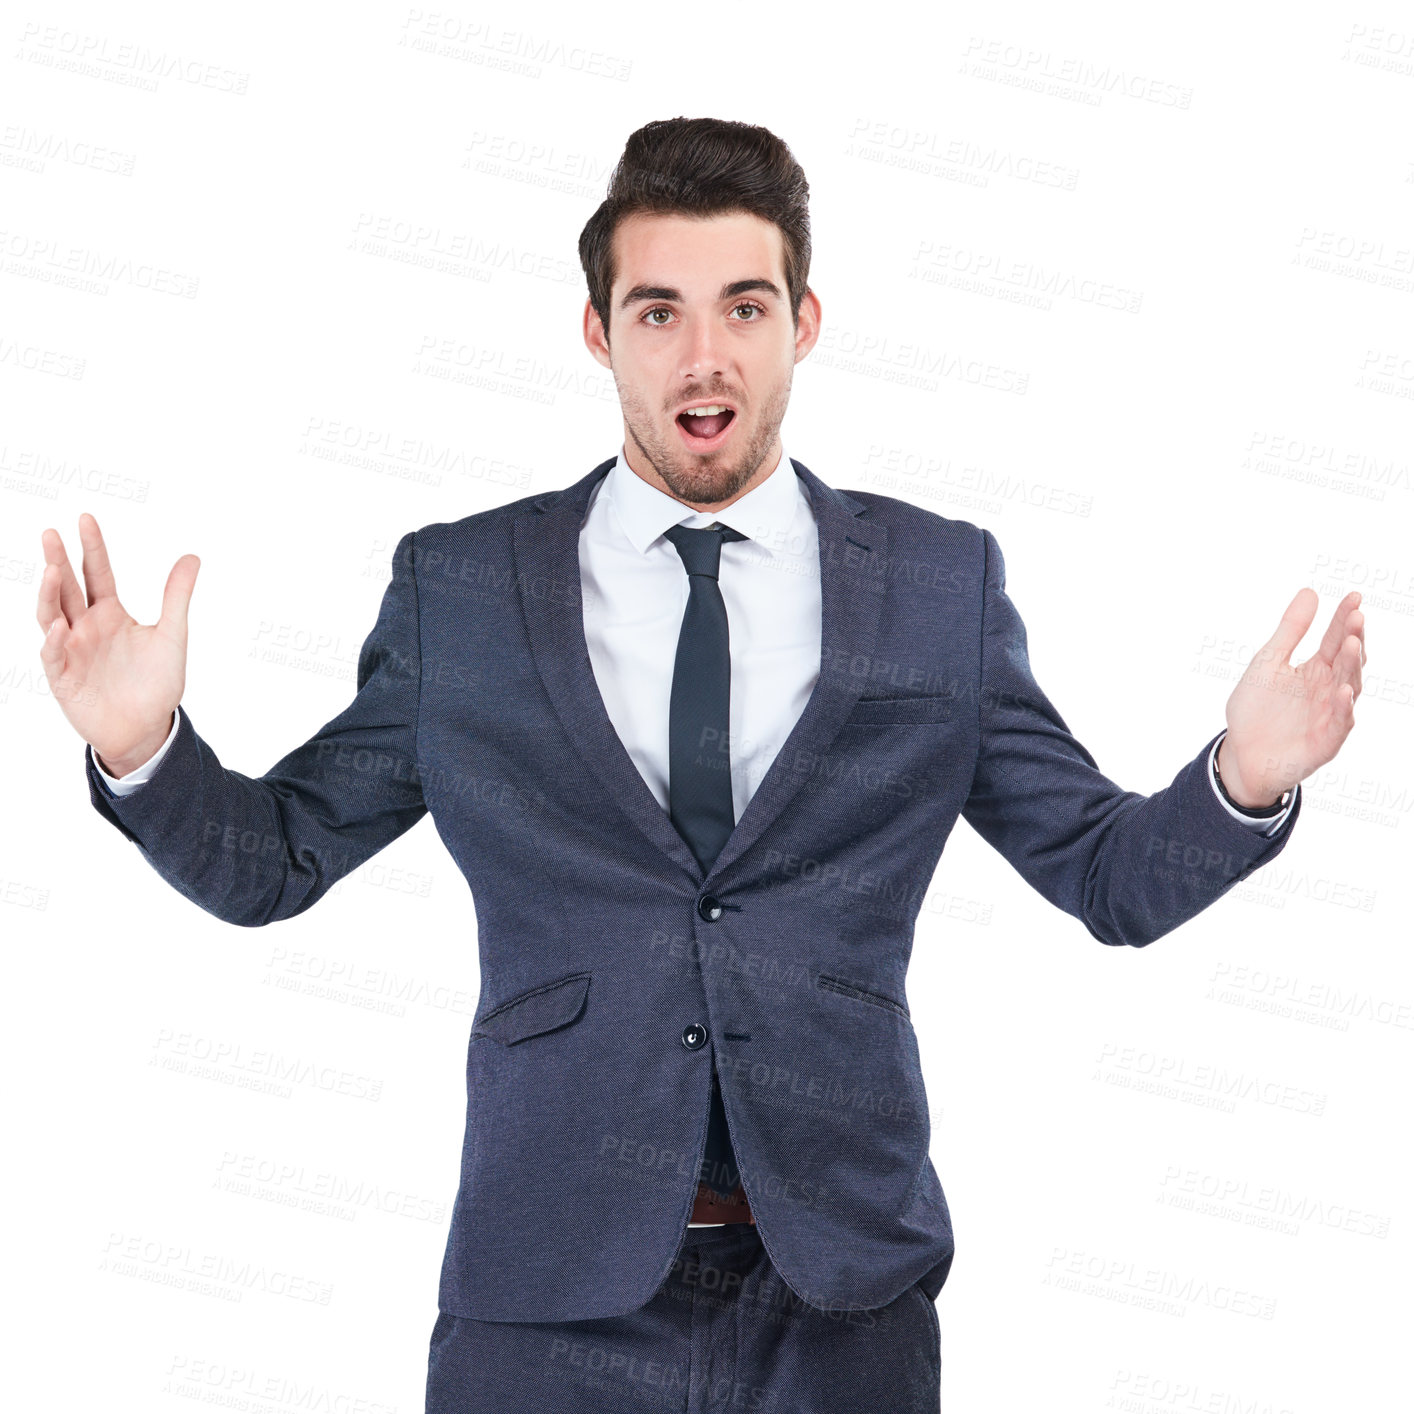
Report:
579,442,821,824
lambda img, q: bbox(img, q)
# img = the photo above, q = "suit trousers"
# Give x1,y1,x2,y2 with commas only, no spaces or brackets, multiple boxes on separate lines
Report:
425,1222,942,1413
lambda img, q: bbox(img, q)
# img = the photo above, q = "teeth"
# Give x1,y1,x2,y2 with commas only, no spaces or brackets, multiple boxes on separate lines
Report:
683,405,731,416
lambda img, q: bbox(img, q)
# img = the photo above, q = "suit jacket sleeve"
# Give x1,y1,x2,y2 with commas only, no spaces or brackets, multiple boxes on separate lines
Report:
83,529,427,926
960,528,1300,948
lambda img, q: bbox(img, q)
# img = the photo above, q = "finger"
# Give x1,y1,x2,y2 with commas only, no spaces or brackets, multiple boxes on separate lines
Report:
36,611,70,695
36,560,65,635
39,526,88,625
1338,678,1357,734
1348,607,1366,666
157,553,200,644
1327,631,1362,709
1342,632,1363,702
1314,591,1362,668
79,512,119,605
1266,587,1318,666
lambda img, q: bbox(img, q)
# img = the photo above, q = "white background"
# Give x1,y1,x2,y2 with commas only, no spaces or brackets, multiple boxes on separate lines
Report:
4,3,1410,1410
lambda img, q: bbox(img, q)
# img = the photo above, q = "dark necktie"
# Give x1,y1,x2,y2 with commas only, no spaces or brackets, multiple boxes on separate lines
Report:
663,520,747,1203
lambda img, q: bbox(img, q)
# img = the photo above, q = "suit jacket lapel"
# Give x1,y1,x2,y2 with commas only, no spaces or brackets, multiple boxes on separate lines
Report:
703,459,887,886
512,455,888,888
514,457,702,882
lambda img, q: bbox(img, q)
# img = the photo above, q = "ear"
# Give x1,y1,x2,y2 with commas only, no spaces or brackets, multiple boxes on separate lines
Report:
583,296,612,369
792,288,822,363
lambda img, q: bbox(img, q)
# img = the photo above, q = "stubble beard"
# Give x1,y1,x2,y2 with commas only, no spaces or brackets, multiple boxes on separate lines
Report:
617,370,793,509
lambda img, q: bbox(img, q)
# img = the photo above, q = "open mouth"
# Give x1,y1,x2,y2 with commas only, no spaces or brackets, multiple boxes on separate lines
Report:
675,405,737,450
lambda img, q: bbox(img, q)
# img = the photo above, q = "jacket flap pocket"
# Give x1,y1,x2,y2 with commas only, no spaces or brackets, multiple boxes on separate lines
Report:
816,971,909,1018
473,972,591,1045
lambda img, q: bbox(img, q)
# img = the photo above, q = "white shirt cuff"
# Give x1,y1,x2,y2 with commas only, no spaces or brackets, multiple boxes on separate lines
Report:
94,709,180,796
1208,730,1297,839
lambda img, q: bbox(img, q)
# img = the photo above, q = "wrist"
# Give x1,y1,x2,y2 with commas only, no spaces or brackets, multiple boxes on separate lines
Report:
1215,736,1286,812
95,711,175,778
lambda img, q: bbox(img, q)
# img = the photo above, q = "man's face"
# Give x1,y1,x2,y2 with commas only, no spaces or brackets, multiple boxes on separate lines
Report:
584,210,820,510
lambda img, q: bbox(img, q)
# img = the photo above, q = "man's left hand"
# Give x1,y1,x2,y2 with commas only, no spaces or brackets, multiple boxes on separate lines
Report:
1217,588,1366,808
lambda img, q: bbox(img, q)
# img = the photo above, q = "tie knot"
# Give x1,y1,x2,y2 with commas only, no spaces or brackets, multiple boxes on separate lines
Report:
663,522,746,579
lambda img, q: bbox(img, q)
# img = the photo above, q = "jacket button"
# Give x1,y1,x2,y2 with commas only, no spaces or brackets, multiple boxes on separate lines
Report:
681,1023,708,1050
697,895,724,921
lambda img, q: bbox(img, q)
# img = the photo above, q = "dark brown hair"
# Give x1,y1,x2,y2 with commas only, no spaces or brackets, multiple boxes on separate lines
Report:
578,116,812,344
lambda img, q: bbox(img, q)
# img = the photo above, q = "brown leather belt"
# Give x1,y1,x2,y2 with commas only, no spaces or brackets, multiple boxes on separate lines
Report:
691,1180,754,1224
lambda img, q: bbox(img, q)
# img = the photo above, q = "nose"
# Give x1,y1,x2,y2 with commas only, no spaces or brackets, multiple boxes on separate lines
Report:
678,314,730,386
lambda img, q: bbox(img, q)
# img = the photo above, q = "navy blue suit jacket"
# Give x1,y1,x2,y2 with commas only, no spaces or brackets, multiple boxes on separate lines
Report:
84,456,1300,1322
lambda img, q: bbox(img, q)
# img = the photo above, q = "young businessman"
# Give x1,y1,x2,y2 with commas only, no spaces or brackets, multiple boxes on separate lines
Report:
40,118,1365,1412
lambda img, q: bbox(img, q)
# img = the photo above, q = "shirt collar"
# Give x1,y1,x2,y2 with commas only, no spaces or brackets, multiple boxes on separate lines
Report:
604,440,799,557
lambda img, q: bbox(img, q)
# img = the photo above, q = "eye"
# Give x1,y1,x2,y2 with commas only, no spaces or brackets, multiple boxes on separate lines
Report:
639,301,769,327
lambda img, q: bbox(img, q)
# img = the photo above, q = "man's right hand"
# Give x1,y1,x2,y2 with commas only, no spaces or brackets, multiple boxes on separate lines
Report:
37,512,199,778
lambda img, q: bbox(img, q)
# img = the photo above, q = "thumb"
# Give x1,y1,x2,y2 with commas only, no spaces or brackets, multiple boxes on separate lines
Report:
1264,586,1317,666
158,553,200,646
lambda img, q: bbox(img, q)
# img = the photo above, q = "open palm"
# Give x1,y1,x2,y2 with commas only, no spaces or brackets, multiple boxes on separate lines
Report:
1221,587,1365,804
37,512,199,773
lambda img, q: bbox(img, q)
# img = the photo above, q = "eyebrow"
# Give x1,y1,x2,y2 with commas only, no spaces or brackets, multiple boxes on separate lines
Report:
618,278,784,311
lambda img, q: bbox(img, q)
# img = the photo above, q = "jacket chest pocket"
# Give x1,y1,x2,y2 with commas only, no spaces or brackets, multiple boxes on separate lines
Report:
472,972,591,1045
843,695,954,726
